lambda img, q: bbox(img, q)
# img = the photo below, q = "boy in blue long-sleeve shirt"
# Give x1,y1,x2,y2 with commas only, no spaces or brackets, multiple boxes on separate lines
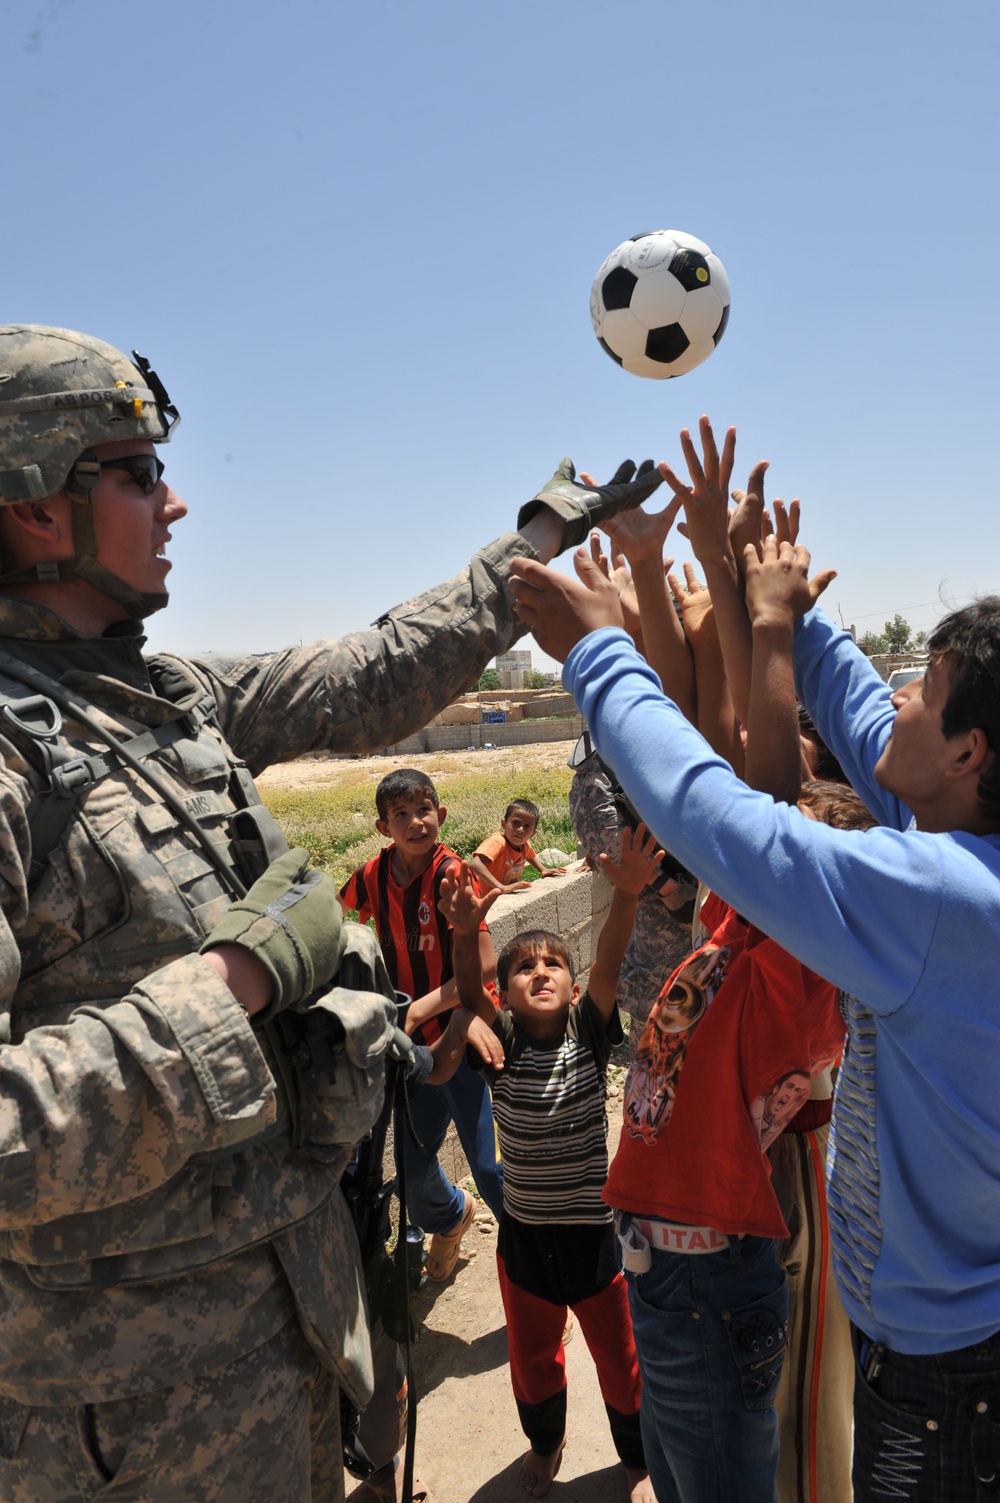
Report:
509,418,1000,1503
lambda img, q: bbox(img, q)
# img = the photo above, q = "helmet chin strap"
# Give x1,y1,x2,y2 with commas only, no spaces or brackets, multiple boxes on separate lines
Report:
0,461,168,621
64,495,168,619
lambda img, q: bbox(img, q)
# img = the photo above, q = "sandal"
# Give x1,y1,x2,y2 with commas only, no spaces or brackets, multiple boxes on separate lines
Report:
423,1190,476,1283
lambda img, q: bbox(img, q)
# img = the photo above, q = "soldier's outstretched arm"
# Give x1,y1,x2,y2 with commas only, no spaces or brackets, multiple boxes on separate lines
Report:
189,460,662,773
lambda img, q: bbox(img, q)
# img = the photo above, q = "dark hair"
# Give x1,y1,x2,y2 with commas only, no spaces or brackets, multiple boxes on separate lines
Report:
504,799,540,826
375,768,440,820
797,705,846,784
497,929,575,991
798,779,877,832
927,596,1000,823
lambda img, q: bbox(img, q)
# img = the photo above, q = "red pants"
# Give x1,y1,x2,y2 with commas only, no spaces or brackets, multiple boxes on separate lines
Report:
496,1215,643,1467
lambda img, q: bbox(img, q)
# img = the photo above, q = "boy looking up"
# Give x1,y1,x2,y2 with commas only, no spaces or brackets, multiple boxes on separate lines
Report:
437,834,661,1503
470,799,567,894
338,768,503,1280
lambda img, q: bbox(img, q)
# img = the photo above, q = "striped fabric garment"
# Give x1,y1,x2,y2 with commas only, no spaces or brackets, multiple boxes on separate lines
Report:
338,843,462,1044
487,995,616,1225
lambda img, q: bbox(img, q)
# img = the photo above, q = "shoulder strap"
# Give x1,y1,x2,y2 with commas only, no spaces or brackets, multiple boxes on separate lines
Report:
0,649,246,899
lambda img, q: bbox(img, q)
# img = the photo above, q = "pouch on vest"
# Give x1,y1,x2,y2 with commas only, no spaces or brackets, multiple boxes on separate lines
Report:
274,923,398,1160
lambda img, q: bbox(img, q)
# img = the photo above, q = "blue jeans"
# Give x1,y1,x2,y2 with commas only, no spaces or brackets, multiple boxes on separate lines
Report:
402,1058,503,1232
852,1323,1000,1502
625,1232,787,1503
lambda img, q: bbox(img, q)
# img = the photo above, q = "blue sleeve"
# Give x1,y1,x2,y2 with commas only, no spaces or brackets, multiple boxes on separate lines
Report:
563,629,943,1014
792,607,913,831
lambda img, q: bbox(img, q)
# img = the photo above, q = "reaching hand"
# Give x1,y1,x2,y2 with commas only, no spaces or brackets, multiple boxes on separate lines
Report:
518,457,663,553
587,530,643,649
454,1010,505,1070
600,491,684,569
727,460,770,579
438,861,500,936
598,823,666,896
667,562,717,646
743,535,836,631
772,499,800,548
509,548,624,662
658,417,737,569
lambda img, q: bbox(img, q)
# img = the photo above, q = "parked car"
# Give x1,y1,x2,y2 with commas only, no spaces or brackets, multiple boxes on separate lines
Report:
887,666,926,692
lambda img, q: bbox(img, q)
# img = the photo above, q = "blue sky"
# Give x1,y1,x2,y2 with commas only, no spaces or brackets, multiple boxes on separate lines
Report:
2,0,997,671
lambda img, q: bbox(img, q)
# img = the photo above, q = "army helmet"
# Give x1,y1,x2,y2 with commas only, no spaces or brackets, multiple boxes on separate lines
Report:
0,325,180,617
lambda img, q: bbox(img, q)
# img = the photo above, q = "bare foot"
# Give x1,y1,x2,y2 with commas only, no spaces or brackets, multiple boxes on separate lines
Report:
518,1439,565,1497
626,1466,657,1503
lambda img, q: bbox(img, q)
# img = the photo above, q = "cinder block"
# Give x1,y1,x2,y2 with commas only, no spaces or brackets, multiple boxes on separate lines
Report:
486,904,518,954
591,873,613,918
516,888,559,934
555,873,593,932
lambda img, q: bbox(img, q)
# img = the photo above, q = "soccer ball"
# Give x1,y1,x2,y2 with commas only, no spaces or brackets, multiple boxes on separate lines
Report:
590,230,731,379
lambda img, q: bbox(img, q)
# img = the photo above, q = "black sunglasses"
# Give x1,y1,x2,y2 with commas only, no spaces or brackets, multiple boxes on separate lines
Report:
95,454,166,494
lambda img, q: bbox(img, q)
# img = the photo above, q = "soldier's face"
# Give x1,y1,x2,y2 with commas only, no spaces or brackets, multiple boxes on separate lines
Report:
89,439,188,598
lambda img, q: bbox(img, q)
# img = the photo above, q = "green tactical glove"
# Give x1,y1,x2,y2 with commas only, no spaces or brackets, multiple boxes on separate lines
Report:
202,848,344,1024
517,457,663,552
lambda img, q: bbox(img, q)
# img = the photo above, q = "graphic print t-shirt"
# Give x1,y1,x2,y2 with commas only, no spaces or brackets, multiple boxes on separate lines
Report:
339,843,463,1045
606,896,845,1237
473,830,536,887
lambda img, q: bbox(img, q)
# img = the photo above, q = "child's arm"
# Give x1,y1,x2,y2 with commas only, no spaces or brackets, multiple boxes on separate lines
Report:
436,862,502,1018
587,824,665,1024
468,852,529,894
743,535,837,802
659,420,758,730
668,564,744,773
585,529,646,654
598,496,697,724
426,1007,505,1085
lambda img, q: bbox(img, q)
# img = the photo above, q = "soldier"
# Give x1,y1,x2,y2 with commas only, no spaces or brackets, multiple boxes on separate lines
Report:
0,325,661,1503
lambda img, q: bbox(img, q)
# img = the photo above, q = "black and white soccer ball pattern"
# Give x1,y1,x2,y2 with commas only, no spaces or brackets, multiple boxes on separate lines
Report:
590,230,730,379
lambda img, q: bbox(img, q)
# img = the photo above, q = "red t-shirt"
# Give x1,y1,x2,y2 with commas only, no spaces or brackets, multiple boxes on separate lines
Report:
339,843,462,1045
606,895,846,1238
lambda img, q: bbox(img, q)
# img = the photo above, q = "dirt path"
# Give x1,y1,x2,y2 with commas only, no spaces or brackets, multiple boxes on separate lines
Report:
256,741,580,795
347,1084,635,1503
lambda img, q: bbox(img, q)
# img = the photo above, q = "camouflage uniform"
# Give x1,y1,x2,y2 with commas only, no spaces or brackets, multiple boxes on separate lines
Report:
569,757,692,1051
0,535,530,1501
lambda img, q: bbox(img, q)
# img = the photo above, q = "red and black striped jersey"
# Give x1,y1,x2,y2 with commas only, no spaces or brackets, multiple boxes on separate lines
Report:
339,843,462,1044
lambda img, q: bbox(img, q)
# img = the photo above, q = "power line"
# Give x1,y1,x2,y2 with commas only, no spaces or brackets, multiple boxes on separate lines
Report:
848,594,977,622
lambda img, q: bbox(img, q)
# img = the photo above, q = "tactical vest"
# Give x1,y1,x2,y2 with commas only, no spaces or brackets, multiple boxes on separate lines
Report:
0,645,395,1291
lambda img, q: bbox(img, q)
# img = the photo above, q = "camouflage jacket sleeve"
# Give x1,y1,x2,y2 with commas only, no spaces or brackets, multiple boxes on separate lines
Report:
186,533,536,774
0,764,276,1227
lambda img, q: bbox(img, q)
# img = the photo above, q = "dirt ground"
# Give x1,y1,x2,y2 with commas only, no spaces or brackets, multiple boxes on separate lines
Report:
255,740,580,794
347,1083,634,1503
266,747,639,1503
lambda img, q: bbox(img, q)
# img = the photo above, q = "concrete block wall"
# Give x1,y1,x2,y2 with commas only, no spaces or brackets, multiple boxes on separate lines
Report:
485,863,612,992
381,714,584,757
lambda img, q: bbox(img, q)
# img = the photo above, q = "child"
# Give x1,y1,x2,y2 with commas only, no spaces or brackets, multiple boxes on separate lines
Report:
338,767,503,1281
470,799,567,894
598,438,865,1503
438,833,660,1503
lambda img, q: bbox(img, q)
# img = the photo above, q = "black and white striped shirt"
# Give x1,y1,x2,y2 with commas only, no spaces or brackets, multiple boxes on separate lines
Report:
475,994,621,1225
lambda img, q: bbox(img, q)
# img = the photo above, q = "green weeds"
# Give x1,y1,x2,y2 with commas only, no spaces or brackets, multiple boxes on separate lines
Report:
262,765,576,888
